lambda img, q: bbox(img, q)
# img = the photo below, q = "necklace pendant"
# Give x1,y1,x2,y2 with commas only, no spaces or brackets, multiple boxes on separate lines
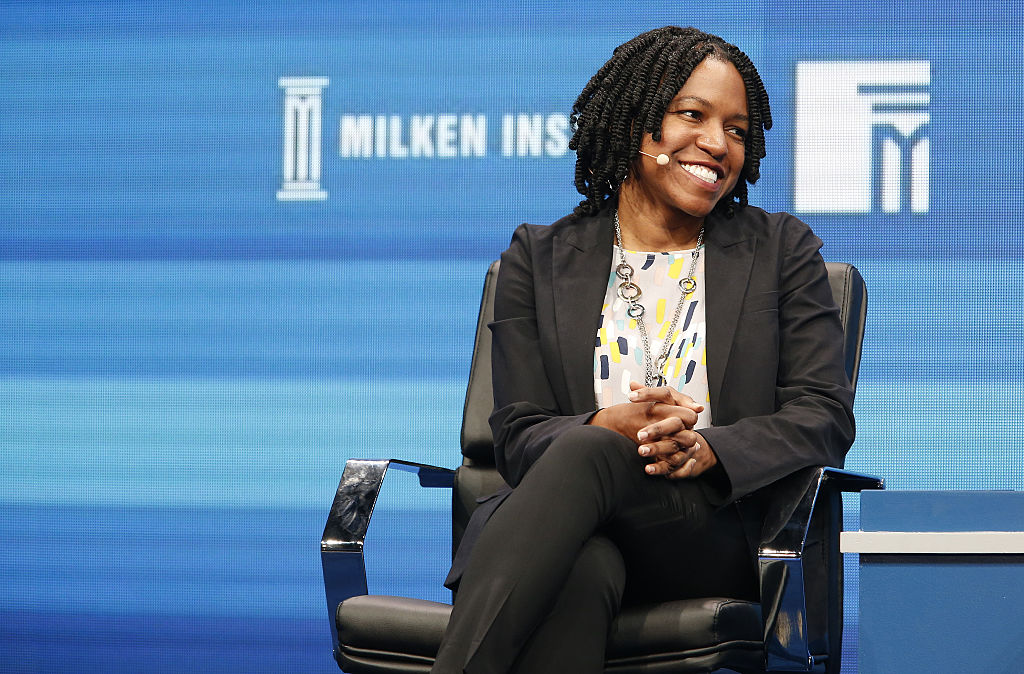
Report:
653,374,667,388
679,276,697,294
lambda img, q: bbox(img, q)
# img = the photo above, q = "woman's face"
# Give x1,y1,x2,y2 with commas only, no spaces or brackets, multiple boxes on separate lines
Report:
630,57,749,223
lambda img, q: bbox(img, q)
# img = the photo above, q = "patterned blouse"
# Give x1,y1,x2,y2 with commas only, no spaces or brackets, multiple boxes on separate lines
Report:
593,245,712,429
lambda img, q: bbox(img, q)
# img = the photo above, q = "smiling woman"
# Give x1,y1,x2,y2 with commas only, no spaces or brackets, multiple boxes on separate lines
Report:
430,26,853,673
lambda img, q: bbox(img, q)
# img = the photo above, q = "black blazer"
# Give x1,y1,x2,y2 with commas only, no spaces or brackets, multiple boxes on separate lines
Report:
445,205,855,589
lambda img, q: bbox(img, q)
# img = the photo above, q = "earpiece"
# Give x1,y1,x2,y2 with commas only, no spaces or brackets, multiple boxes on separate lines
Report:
639,151,670,166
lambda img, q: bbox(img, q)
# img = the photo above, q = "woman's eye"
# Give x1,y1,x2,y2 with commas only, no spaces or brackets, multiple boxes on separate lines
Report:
729,127,748,140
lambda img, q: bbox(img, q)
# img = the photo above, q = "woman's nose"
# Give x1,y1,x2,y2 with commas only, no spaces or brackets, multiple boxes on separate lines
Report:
696,126,727,157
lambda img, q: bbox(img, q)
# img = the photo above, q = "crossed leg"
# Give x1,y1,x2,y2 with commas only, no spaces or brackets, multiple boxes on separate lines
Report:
432,424,754,674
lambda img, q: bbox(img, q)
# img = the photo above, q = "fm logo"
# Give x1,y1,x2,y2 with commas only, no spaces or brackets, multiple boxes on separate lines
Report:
794,61,930,214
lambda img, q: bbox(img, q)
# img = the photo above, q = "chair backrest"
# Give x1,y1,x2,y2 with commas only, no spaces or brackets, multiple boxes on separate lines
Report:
459,261,502,466
825,262,868,389
459,260,867,465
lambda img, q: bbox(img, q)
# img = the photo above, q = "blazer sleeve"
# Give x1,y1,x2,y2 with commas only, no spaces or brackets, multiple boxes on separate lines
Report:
487,224,596,487
699,215,856,503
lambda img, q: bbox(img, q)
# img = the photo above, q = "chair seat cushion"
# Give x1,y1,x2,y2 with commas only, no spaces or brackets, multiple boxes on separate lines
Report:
336,594,763,673
336,595,449,672
607,597,763,671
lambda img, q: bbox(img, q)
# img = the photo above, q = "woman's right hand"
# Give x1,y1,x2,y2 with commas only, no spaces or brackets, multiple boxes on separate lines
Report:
588,381,702,443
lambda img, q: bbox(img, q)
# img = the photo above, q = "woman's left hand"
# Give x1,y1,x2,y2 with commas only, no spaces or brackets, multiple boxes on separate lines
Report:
637,429,716,479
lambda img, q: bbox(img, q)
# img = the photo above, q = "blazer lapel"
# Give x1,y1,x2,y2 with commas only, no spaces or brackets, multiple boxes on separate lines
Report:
703,213,755,414
552,210,615,414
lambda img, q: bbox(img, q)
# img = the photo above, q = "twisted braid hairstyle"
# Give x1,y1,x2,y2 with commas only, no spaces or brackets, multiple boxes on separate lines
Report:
569,26,772,218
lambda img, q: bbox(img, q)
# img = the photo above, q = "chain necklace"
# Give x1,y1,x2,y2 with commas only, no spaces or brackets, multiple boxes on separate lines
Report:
613,211,705,388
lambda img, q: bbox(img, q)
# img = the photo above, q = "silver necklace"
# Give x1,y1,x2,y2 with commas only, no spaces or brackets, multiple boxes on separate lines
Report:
613,211,704,388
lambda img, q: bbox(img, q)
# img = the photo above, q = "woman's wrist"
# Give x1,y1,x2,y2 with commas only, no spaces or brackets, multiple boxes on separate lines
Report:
587,405,631,440
587,406,613,431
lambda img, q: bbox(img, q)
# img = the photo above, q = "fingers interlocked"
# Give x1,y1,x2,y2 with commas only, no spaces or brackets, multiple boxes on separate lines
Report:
627,381,709,479
637,431,700,477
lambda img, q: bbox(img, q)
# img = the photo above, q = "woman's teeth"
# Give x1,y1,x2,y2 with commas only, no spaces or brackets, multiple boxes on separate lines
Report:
681,163,719,184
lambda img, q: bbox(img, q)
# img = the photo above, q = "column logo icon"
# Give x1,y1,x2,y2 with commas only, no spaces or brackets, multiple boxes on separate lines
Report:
278,77,329,201
794,61,930,214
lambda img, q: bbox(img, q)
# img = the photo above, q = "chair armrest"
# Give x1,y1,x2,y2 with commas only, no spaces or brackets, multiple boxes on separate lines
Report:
757,466,883,671
321,459,454,663
759,467,884,557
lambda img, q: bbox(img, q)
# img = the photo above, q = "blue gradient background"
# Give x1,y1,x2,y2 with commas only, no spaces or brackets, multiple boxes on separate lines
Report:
1,1,1022,672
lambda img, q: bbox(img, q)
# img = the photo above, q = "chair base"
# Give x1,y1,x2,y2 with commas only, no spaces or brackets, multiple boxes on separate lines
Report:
335,594,771,674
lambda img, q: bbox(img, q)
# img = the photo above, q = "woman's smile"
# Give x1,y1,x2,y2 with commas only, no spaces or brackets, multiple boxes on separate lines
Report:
679,162,721,186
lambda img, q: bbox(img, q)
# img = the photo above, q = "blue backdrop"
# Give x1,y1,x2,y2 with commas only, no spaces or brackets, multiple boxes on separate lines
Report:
2,1,1022,672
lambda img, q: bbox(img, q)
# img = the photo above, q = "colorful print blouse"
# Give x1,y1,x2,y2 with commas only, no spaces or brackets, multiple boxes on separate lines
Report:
594,246,712,429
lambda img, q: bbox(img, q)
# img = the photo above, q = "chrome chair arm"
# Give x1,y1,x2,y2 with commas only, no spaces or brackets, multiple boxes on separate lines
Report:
758,466,883,671
321,459,455,663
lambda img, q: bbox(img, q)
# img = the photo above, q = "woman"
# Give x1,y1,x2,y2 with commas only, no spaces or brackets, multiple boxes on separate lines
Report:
432,26,855,673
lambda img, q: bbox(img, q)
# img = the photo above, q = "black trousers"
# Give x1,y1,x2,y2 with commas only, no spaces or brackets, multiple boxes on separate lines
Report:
432,425,757,674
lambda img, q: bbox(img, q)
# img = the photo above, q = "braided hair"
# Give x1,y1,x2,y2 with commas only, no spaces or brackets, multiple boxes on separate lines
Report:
569,26,772,218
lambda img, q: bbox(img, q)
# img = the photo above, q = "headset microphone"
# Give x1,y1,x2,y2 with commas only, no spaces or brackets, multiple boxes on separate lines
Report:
639,151,670,166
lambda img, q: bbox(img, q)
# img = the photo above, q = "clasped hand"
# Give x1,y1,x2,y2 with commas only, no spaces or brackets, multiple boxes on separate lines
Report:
590,381,716,480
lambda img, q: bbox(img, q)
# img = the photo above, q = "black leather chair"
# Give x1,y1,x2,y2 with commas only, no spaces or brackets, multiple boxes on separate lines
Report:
321,261,883,673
